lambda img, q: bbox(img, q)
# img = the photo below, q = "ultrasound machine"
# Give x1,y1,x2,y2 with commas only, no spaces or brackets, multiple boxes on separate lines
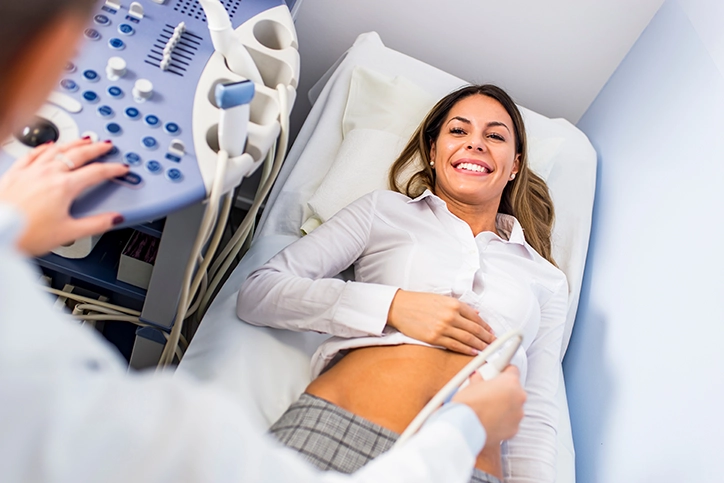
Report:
0,0,300,366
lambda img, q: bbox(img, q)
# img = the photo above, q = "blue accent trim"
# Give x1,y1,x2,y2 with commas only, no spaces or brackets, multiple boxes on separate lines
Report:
215,80,255,109
165,153,181,163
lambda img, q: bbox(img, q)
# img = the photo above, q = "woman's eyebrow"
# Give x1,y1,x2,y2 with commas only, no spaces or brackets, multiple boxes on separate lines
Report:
447,117,512,134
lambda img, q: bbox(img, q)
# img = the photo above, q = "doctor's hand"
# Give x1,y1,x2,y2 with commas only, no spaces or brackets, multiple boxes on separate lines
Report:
387,289,496,356
452,367,526,445
0,138,129,256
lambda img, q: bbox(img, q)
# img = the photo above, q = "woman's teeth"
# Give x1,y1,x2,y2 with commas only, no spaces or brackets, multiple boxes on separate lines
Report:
456,162,489,173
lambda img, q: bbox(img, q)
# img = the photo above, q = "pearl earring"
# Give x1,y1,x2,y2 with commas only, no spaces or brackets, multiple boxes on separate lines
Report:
509,173,516,180
430,161,435,167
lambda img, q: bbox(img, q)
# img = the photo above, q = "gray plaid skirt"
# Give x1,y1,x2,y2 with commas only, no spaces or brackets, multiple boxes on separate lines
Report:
270,393,500,483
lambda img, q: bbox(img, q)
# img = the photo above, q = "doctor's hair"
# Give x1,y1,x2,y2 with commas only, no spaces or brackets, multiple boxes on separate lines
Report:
388,84,557,265
0,0,95,109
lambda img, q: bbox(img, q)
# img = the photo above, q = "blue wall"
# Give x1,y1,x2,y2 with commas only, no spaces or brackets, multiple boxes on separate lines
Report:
565,0,724,481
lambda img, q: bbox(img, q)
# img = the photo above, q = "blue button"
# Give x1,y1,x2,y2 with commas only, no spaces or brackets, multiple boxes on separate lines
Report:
124,107,140,119
94,14,110,26
118,23,135,35
163,122,180,135
146,160,162,174
141,136,158,149
144,115,160,127
83,70,99,82
97,105,114,118
125,15,140,24
116,172,142,186
105,145,120,157
60,79,78,92
107,86,123,98
84,28,101,40
108,38,125,50
165,153,181,163
166,168,183,183
82,91,99,103
65,62,76,73
124,152,141,166
105,122,122,135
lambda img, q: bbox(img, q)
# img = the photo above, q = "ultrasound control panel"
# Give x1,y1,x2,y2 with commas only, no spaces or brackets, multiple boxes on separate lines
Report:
0,0,299,227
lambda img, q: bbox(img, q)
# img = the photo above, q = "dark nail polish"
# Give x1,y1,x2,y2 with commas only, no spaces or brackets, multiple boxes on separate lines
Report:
112,215,125,226
44,140,54,145
104,139,113,144
82,135,91,140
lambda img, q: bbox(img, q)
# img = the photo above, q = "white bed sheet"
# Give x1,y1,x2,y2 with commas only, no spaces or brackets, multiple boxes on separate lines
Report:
177,32,595,482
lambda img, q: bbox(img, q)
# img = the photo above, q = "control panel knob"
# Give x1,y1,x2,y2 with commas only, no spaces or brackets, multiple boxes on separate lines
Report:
129,2,144,20
106,56,127,81
132,79,154,103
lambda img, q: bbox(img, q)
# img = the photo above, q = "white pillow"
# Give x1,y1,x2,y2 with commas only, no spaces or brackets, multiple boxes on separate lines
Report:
303,66,565,232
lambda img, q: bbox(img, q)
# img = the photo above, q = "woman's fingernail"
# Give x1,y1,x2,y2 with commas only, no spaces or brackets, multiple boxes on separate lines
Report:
82,135,91,140
104,139,113,144
44,140,54,145
112,215,125,226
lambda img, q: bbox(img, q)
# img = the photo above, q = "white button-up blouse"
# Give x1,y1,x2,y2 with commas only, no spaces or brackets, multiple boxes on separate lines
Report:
237,189,568,483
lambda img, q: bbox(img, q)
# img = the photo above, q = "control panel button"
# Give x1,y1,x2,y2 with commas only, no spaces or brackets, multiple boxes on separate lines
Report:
82,91,99,103
145,160,162,174
166,168,183,182
151,0,167,4
124,152,142,166
97,105,114,118
65,61,76,73
105,0,121,11
115,172,142,186
165,153,181,163
60,79,78,92
129,1,144,19
124,107,140,119
107,86,123,98
83,69,100,82
105,122,122,136
108,38,125,50
144,115,160,127
132,79,153,102
118,23,135,35
105,145,120,157
48,92,82,113
106,56,127,80
141,136,158,150
163,122,180,135
84,28,101,41
94,14,111,26
169,139,185,154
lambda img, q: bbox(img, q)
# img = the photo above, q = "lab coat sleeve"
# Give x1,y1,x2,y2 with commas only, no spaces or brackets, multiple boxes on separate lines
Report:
237,191,398,337
501,276,568,483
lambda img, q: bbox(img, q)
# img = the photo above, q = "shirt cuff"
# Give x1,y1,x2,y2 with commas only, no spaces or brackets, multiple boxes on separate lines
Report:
334,282,399,336
424,402,487,455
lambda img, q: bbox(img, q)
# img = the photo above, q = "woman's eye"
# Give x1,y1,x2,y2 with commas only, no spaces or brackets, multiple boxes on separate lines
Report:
450,127,466,135
488,133,505,141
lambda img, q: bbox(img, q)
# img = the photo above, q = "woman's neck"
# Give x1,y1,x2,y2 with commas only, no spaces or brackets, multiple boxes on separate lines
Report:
434,190,500,237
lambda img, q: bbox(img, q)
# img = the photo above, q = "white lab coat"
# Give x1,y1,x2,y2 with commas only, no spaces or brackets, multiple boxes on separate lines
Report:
0,203,485,483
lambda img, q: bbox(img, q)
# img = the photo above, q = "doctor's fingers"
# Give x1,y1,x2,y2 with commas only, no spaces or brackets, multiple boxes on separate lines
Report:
67,161,129,198
441,326,492,355
10,143,56,170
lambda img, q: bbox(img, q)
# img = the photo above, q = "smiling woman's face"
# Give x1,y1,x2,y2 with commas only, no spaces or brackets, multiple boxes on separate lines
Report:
430,94,520,211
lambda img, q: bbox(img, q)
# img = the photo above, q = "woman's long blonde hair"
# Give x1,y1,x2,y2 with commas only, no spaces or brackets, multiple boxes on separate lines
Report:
388,84,557,265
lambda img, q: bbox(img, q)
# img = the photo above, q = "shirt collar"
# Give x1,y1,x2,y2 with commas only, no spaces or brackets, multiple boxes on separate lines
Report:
408,189,527,246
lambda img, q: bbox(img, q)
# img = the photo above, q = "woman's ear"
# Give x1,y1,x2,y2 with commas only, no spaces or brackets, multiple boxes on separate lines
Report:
429,141,437,164
512,154,521,175
0,13,86,137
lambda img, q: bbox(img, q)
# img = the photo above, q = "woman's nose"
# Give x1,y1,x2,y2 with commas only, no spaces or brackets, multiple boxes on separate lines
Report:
466,140,485,152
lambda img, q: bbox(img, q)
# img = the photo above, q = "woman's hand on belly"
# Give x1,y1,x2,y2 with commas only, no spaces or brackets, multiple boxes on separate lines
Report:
386,289,496,356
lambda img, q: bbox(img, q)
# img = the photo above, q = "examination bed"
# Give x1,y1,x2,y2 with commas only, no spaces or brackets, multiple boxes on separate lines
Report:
177,32,597,482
